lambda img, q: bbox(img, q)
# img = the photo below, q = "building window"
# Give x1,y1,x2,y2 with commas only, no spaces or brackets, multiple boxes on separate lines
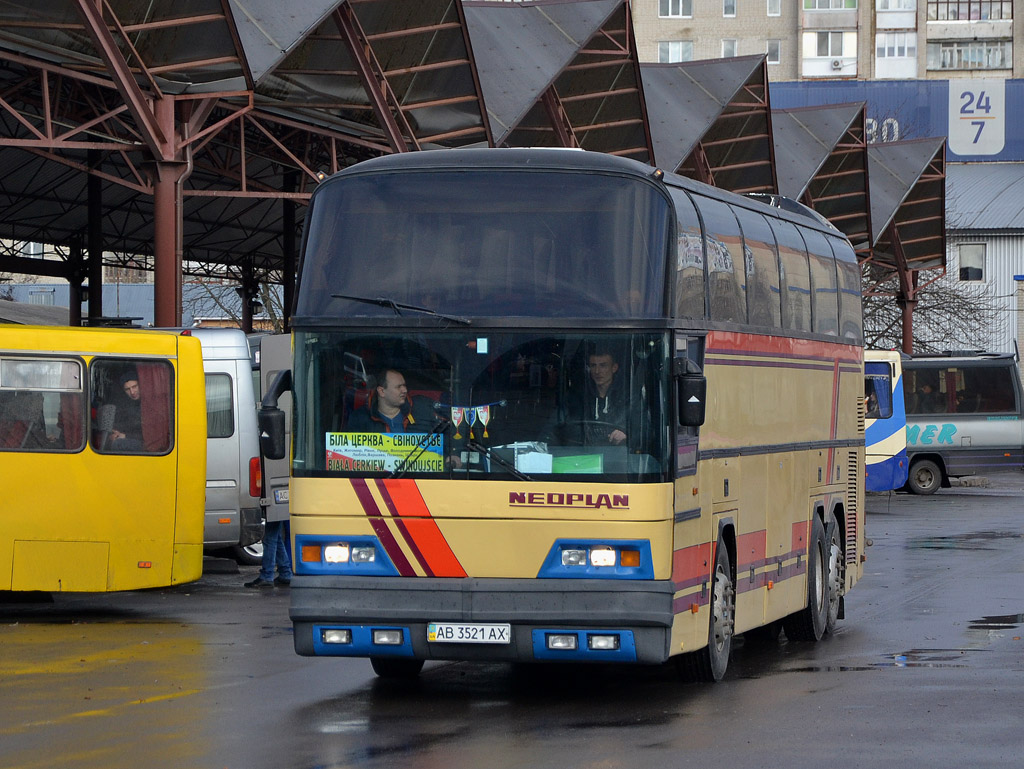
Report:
876,32,917,57
816,31,845,57
660,0,693,17
927,39,1010,69
878,0,915,9
805,0,857,9
724,0,736,16
767,40,782,63
768,0,782,15
722,39,738,57
959,244,985,281
659,40,694,63
927,1,1011,20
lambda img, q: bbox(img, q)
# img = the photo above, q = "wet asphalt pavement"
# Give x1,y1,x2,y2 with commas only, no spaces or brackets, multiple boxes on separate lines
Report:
2,473,1022,769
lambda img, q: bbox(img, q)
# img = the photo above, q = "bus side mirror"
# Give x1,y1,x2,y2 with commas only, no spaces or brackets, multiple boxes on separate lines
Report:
674,358,706,427
258,369,291,460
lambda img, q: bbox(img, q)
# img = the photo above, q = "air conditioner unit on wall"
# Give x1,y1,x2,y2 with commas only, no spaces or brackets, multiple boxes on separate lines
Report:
830,58,843,70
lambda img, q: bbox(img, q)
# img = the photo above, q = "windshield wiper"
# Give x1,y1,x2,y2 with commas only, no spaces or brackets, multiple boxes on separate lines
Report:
331,293,471,326
467,440,534,482
389,418,450,479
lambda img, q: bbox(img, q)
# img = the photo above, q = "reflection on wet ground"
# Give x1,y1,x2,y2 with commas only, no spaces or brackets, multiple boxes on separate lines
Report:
905,530,1022,550
968,613,1024,630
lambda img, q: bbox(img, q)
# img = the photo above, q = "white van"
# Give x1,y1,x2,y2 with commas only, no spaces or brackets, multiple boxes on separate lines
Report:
179,328,263,557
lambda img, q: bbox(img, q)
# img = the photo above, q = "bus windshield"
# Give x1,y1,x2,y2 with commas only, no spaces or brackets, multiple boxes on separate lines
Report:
292,330,671,482
296,169,671,319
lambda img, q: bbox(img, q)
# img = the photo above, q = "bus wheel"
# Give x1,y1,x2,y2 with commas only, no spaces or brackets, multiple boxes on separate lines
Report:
370,657,424,679
783,515,827,642
907,459,942,495
676,537,734,682
824,511,843,635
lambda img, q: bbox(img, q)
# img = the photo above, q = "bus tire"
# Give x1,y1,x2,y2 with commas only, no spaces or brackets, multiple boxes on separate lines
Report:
676,536,734,682
824,510,843,635
907,459,942,495
370,657,424,679
783,514,828,642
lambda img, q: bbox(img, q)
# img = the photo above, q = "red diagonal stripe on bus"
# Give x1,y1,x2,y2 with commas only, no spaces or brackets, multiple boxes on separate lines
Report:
379,479,468,578
374,479,434,577
350,479,415,576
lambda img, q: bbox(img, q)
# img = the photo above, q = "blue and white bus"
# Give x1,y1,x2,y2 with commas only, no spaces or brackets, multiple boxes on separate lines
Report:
865,350,908,492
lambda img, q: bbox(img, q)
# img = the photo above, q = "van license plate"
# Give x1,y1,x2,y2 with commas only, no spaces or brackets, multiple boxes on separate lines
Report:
273,488,289,503
427,622,511,644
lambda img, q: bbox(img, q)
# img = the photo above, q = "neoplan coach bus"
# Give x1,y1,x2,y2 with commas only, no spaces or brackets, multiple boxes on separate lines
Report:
260,148,865,681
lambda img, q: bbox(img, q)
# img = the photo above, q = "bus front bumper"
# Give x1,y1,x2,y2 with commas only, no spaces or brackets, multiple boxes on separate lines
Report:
290,576,676,664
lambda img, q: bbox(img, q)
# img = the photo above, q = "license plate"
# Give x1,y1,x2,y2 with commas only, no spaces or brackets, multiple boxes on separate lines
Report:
427,622,511,644
273,488,289,504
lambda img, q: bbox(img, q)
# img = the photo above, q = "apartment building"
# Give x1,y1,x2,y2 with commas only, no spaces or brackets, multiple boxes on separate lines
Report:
631,0,1024,80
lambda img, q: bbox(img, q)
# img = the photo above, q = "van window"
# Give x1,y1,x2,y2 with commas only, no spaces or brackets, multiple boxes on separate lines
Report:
206,373,234,438
90,359,174,454
903,364,1019,415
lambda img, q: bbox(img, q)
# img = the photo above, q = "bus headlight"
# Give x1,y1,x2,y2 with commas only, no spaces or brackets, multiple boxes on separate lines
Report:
324,544,351,563
589,546,616,567
561,548,587,566
322,628,352,645
351,545,376,563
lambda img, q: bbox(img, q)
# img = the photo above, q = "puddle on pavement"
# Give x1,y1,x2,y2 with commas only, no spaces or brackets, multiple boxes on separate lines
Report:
875,648,976,668
905,530,1022,551
969,613,1024,630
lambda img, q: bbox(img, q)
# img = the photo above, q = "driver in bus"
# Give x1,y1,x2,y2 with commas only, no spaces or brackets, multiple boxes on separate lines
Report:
562,347,632,446
348,368,426,434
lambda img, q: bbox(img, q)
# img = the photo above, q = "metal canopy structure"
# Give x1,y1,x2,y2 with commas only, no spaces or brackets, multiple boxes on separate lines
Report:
464,0,650,160
0,0,491,326
865,137,947,351
772,103,871,252
641,54,776,194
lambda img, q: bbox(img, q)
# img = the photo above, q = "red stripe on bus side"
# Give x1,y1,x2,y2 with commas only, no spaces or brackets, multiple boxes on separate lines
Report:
379,480,468,578
706,330,861,363
350,479,415,576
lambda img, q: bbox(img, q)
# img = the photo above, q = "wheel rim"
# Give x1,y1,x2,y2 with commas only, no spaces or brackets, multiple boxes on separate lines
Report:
827,537,842,620
711,562,735,652
915,466,936,491
812,543,826,612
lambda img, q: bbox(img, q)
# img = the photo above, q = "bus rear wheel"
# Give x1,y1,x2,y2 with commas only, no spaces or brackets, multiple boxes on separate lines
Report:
824,510,843,635
370,657,424,679
783,514,827,642
676,536,734,682
907,459,942,495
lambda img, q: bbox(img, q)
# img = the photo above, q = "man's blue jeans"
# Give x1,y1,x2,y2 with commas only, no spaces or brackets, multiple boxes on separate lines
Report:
258,520,293,582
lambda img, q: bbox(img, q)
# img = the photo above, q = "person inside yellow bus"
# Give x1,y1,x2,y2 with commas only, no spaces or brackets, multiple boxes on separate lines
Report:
563,347,632,446
107,370,144,450
348,368,426,434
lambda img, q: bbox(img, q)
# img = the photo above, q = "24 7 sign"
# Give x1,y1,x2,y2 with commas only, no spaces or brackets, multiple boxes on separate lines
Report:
949,79,1005,156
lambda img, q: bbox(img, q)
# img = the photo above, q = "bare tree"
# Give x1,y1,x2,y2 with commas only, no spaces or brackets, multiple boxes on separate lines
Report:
182,278,284,332
862,264,1001,353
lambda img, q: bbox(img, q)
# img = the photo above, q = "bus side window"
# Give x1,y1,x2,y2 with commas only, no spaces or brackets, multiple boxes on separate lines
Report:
90,359,174,455
801,228,839,337
770,219,812,333
0,357,84,452
734,208,782,329
670,188,706,320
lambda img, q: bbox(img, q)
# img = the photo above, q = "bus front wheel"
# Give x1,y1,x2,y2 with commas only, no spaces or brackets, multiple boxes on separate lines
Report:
783,514,827,642
907,459,942,495
676,536,734,682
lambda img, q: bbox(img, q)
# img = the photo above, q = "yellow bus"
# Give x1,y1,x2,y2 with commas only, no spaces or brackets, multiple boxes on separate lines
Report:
0,326,206,592
261,148,865,680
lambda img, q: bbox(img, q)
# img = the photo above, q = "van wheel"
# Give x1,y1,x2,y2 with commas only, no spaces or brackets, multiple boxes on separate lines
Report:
783,514,827,642
232,543,263,566
370,657,424,679
907,459,942,495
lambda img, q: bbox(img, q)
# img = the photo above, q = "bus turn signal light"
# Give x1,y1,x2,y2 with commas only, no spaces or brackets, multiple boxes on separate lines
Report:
301,544,323,563
620,549,640,567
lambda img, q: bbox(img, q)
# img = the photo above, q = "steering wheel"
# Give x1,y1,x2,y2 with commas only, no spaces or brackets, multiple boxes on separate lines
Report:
559,419,625,446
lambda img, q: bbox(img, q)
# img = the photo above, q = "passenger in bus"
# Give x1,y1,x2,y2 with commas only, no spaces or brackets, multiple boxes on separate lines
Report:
912,382,941,414
107,370,144,450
